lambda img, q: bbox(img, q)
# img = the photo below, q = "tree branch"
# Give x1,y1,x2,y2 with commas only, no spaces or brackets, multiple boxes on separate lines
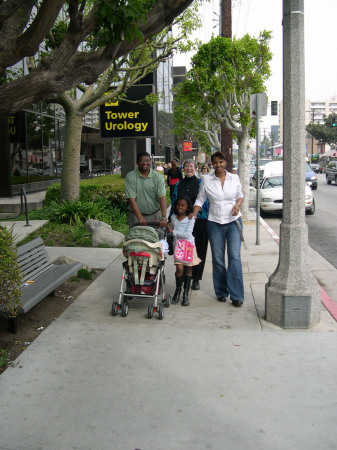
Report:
0,0,194,114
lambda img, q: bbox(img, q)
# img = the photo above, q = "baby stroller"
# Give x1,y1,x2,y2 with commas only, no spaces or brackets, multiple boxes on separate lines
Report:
111,224,171,320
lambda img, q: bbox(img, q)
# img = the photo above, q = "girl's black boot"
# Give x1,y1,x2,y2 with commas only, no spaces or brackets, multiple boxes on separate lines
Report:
172,275,184,303
181,276,192,306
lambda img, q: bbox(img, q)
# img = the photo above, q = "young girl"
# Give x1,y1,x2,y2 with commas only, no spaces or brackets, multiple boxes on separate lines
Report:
167,196,201,306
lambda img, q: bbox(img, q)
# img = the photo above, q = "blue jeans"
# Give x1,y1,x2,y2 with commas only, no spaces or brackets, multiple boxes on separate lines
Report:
207,219,244,301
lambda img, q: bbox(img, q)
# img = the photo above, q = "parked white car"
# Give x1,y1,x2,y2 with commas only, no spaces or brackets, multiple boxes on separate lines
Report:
249,162,315,215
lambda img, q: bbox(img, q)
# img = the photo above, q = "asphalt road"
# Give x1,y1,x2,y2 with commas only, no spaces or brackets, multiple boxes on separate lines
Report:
262,173,337,269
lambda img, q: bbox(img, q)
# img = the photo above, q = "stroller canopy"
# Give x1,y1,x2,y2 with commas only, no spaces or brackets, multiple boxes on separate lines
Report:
125,226,159,243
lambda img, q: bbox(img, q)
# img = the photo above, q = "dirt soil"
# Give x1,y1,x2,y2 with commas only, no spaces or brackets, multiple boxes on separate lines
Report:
0,270,103,374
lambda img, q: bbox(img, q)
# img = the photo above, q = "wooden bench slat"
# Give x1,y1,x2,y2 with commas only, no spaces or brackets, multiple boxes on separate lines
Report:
18,249,48,268
20,262,54,285
16,237,44,257
20,262,83,313
1,237,84,332
17,244,47,262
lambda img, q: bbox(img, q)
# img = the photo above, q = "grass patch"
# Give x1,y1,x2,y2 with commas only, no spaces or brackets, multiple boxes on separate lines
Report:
19,222,93,247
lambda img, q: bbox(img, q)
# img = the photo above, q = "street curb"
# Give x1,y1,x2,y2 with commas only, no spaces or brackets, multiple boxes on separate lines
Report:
259,215,337,322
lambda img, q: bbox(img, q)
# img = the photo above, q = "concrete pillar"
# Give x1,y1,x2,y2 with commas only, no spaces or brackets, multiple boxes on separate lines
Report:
265,0,320,328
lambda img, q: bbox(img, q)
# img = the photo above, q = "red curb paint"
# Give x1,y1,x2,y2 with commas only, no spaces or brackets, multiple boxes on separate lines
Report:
258,215,337,322
320,287,337,321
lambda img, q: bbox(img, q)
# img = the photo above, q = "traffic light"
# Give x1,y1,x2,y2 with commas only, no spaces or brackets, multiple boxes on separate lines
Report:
271,101,278,115
332,117,336,127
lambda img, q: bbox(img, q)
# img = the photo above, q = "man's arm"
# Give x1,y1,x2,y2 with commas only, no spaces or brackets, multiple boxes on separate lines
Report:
128,198,147,225
158,195,167,228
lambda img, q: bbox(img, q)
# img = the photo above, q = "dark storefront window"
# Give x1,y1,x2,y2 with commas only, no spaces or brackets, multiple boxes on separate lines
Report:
11,103,65,184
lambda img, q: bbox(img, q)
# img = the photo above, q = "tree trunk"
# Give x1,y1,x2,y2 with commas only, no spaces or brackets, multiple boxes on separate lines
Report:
237,127,251,221
60,109,83,202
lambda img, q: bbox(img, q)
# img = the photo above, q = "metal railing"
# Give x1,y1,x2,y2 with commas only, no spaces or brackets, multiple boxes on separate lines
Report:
1,187,30,227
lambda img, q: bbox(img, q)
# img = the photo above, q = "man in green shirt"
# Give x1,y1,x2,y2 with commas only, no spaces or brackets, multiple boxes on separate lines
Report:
125,152,167,228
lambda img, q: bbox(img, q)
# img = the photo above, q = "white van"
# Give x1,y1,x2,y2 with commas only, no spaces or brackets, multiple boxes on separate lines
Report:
251,161,283,187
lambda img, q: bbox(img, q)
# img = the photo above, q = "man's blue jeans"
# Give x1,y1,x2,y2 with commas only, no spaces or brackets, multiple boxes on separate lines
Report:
207,219,244,301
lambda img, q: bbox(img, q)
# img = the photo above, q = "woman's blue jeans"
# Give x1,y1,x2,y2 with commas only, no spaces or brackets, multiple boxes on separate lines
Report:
207,219,244,301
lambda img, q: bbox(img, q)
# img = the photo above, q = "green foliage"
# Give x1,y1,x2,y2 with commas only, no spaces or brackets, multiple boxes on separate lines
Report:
306,113,337,145
44,175,128,212
0,227,22,317
19,223,93,247
94,0,155,45
70,268,99,281
1,67,24,85
76,268,93,280
174,32,272,144
50,198,114,226
0,349,9,368
45,21,68,50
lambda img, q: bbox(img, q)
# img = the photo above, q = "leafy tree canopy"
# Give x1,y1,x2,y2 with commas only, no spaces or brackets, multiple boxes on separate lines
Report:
0,0,194,114
306,113,337,146
174,31,272,147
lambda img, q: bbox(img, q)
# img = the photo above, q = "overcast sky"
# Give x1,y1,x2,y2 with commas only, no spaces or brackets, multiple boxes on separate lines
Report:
173,0,337,124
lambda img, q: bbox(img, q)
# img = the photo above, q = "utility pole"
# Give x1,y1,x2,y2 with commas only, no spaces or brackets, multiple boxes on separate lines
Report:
265,0,320,328
220,0,233,172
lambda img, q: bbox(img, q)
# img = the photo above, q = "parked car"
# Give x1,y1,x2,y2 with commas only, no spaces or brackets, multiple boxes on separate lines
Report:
249,175,315,215
249,161,315,215
251,161,283,188
305,162,317,189
90,169,112,177
325,160,337,185
310,163,323,174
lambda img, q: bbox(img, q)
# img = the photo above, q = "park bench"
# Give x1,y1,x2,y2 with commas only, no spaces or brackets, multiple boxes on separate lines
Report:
4,237,83,333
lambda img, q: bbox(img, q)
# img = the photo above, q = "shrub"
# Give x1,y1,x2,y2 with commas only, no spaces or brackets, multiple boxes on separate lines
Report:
44,183,61,205
50,197,114,226
0,349,9,368
76,268,93,280
44,175,128,212
0,227,22,316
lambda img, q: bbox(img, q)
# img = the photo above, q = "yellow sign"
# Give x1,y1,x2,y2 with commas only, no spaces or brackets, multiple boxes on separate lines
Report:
104,93,119,107
100,85,154,138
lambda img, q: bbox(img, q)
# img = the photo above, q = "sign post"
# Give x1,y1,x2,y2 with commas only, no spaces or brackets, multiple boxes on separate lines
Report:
250,93,267,245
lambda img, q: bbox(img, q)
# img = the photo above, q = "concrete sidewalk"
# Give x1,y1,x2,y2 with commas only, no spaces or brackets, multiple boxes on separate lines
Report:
0,219,337,449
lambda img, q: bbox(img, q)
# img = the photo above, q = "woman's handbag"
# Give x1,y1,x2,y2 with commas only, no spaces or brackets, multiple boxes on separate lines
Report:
174,239,194,263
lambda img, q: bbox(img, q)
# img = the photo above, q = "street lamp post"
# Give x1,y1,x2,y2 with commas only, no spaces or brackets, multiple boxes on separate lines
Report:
265,0,320,328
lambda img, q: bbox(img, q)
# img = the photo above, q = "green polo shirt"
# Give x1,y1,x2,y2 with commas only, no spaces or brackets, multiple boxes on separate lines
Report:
125,168,166,214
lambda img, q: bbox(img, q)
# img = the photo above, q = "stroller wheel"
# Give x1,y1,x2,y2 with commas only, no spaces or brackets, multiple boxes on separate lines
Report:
164,294,171,308
158,304,164,320
112,301,118,316
147,304,154,319
121,301,129,317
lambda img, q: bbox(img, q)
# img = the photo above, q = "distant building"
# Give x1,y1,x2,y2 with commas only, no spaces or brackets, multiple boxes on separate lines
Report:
279,96,337,161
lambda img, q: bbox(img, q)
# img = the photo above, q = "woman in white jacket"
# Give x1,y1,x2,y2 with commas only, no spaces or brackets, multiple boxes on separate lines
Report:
192,152,244,307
